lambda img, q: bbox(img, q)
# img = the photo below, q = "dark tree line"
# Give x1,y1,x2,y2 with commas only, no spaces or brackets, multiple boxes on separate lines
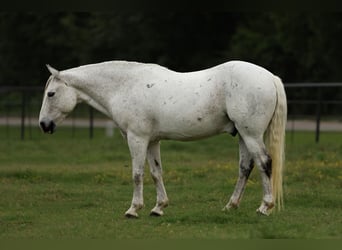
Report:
1,12,342,104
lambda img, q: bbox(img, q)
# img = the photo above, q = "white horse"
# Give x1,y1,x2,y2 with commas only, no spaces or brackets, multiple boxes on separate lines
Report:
39,60,287,217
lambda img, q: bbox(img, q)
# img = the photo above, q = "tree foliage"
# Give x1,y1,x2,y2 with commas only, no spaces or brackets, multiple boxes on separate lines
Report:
1,12,342,87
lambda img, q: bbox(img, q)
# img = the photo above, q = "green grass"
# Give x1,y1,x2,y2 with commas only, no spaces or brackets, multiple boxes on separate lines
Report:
0,126,341,239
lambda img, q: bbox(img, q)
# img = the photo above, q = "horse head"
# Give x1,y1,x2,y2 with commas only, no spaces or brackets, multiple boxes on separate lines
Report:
39,65,78,134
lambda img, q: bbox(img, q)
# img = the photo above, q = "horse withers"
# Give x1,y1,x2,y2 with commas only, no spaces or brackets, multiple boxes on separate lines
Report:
39,60,287,217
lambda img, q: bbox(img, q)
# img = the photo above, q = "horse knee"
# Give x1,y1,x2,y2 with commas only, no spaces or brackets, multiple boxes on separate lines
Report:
133,171,144,185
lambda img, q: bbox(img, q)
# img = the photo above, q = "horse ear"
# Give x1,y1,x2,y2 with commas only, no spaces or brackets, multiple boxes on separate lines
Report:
46,64,60,77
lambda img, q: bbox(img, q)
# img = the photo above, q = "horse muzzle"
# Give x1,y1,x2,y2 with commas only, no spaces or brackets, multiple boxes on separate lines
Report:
39,120,56,134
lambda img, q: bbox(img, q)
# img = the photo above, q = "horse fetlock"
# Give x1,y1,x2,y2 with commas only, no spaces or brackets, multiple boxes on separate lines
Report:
150,199,169,216
133,202,144,210
223,199,239,211
158,198,169,208
263,196,274,208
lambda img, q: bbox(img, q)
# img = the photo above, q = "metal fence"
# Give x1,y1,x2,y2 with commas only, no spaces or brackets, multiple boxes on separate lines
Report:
0,85,104,140
285,83,342,142
0,83,342,142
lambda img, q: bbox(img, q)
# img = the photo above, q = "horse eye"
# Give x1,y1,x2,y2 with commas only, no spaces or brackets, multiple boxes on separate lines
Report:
47,92,55,97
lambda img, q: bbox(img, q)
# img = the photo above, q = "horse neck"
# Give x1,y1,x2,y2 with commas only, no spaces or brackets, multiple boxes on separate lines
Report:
62,62,140,118
76,88,112,117
64,71,115,118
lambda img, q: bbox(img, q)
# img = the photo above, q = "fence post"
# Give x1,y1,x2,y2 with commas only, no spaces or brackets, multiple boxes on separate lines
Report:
315,88,322,143
89,107,94,139
5,103,10,139
290,115,295,144
20,90,26,140
71,112,76,138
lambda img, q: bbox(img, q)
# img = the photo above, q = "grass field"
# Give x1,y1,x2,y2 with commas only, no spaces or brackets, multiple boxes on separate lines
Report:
0,126,341,239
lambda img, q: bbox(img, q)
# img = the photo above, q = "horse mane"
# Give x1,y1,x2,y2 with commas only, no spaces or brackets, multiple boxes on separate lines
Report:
68,60,169,73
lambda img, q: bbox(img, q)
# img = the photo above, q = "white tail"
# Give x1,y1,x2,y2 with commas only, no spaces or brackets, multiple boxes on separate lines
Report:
265,76,287,211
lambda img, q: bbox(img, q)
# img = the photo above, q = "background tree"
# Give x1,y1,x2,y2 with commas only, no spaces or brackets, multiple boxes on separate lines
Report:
1,12,341,114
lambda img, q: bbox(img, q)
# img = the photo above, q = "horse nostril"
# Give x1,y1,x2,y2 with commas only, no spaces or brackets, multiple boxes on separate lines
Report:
50,121,56,133
39,120,56,134
39,121,46,130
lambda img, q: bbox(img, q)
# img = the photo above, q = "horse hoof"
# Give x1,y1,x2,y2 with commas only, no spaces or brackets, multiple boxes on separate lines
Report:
150,208,164,216
125,210,139,218
125,213,138,218
256,209,269,216
256,206,272,216
150,211,162,217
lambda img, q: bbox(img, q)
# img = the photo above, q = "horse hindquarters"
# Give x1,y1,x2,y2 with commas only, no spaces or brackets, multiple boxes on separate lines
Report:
225,74,286,215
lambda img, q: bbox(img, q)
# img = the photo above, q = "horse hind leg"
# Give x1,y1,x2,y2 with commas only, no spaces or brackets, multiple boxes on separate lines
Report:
242,136,274,215
147,141,169,216
256,153,274,215
223,136,254,211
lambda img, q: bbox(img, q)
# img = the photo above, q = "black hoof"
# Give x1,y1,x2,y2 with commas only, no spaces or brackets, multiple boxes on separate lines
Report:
125,213,138,219
150,211,162,217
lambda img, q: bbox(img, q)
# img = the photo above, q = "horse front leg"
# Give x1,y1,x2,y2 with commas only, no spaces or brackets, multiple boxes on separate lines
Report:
125,132,149,218
147,141,169,216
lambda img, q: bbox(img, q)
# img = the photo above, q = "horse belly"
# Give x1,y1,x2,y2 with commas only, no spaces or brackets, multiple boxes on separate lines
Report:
156,103,232,141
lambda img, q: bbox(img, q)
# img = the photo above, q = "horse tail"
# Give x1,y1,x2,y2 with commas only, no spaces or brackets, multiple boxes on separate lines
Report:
265,75,287,211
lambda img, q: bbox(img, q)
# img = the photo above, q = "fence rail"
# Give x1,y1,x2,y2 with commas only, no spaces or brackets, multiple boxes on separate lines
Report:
1,83,342,142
